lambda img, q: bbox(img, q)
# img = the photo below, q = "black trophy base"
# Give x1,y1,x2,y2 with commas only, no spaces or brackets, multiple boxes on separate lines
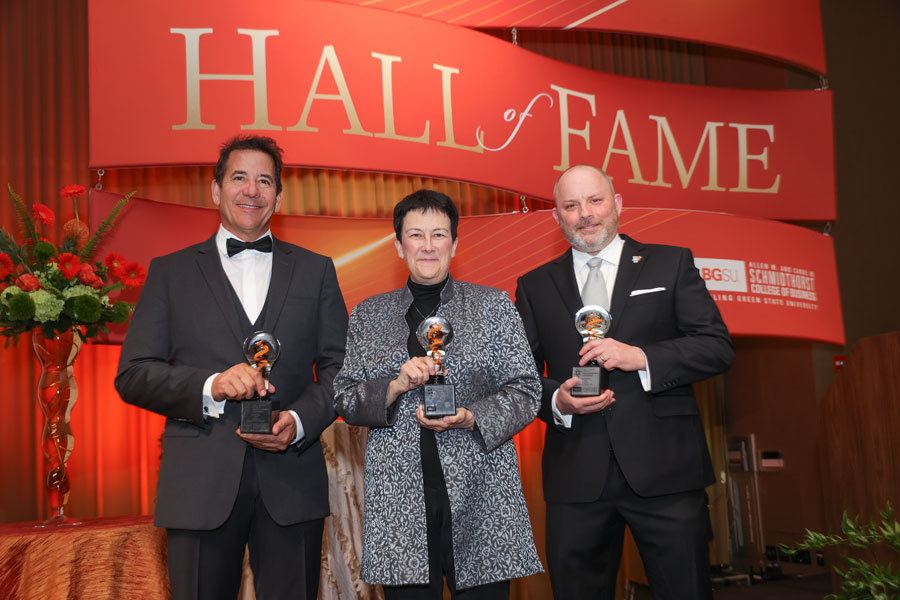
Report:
424,383,456,418
241,399,273,434
571,363,608,397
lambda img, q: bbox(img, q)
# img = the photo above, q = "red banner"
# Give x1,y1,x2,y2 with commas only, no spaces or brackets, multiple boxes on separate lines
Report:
88,0,835,220
330,0,826,74
90,191,844,345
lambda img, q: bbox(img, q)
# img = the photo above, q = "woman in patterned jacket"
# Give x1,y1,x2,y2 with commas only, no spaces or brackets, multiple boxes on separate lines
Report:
333,190,543,599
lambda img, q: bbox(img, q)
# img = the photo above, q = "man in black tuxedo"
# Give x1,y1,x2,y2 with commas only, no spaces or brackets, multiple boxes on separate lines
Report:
116,135,348,600
515,165,734,599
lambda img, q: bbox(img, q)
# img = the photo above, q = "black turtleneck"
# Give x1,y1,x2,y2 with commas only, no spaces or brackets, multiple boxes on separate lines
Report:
404,276,448,491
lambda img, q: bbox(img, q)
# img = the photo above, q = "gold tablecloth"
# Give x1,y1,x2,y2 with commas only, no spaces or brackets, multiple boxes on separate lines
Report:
0,422,381,600
0,515,168,599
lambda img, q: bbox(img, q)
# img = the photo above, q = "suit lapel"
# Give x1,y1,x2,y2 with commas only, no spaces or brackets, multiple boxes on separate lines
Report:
195,236,245,348
262,238,293,333
608,235,647,338
548,249,583,318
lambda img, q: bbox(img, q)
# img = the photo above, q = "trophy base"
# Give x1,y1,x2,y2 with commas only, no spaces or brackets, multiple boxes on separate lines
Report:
241,400,273,434
571,365,607,397
424,383,456,418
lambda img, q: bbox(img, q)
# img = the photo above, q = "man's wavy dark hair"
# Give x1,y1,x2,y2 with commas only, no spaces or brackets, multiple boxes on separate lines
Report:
214,135,285,194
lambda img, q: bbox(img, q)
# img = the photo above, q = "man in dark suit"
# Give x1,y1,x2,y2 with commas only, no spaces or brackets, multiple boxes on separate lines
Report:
515,165,734,599
116,135,348,600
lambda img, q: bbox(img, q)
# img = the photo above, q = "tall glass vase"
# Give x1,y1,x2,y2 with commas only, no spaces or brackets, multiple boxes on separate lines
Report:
32,328,83,525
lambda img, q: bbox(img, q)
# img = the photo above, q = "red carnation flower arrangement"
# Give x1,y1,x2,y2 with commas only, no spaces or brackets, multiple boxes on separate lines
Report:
0,183,142,340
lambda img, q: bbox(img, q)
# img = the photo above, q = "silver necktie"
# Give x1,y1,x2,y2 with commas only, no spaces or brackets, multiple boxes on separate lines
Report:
581,257,610,309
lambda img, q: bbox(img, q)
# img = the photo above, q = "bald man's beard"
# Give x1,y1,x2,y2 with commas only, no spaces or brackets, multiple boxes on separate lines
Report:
559,212,619,254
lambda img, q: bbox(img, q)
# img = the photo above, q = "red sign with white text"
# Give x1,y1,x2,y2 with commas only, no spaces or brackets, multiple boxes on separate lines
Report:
90,191,844,345
330,0,826,74
88,0,835,220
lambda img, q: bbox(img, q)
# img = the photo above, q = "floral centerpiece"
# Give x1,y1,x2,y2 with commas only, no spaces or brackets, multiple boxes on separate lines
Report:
0,183,143,524
0,184,143,339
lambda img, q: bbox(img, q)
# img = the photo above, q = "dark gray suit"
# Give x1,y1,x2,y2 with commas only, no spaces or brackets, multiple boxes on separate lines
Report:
116,234,347,597
515,235,733,599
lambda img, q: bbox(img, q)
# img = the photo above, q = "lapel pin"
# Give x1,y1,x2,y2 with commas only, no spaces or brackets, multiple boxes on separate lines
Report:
632,255,643,263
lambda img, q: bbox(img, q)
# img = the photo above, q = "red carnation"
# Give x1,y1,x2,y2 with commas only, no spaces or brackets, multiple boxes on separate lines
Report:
15,273,41,292
57,252,82,280
59,184,87,198
104,252,127,278
0,253,13,280
78,263,103,289
32,203,56,226
119,261,146,288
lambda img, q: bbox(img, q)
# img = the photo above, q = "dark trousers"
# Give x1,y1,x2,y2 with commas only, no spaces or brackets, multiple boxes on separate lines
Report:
382,469,509,600
166,448,324,600
546,454,712,600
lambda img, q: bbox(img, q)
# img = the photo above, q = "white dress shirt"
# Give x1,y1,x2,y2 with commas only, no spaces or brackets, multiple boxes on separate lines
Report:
552,235,652,428
201,226,304,444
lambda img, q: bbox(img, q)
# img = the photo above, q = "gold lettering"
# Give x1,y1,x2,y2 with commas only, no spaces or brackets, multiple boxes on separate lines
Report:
550,84,596,172
649,116,725,190
729,123,781,193
170,28,280,131
602,110,650,184
288,45,372,136
433,64,482,153
371,53,429,144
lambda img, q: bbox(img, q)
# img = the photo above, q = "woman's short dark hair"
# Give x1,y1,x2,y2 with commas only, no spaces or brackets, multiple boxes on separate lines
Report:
214,135,285,194
393,190,459,240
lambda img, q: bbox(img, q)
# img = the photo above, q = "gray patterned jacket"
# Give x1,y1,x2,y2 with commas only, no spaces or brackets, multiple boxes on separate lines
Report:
333,277,543,589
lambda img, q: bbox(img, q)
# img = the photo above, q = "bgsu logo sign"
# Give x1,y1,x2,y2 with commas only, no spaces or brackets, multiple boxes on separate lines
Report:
694,258,748,292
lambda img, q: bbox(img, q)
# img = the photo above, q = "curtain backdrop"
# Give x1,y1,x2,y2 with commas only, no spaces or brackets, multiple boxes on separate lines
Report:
2,2,731,597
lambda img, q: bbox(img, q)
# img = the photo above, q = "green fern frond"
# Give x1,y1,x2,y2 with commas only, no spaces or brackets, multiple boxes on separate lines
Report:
79,190,136,260
7,184,38,245
0,228,32,273
0,229,21,257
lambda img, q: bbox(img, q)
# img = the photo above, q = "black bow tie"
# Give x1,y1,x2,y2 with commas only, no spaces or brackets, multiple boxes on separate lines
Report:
226,236,273,257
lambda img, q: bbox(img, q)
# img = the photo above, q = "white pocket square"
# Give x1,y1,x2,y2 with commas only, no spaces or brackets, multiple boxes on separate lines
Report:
630,287,666,296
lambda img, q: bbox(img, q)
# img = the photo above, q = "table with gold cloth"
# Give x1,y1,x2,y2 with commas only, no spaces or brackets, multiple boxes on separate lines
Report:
0,422,382,600
0,515,168,599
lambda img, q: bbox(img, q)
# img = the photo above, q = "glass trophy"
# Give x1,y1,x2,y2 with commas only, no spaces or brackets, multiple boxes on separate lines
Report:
241,331,281,434
416,316,456,418
571,305,612,397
